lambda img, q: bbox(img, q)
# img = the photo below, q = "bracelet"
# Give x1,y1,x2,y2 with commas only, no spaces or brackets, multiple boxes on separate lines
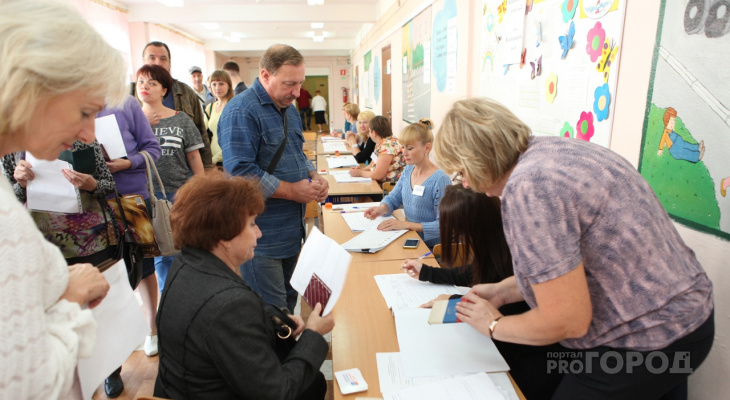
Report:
488,316,503,338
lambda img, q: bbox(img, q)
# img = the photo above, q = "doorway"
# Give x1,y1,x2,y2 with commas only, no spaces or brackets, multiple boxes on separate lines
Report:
303,75,329,131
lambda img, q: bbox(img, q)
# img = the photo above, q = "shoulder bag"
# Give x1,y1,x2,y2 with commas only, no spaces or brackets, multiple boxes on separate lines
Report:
262,303,298,361
140,150,179,256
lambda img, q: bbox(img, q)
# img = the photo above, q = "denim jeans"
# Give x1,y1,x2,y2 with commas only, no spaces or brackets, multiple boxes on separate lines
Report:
298,107,312,130
240,254,299,312
154,191,176,293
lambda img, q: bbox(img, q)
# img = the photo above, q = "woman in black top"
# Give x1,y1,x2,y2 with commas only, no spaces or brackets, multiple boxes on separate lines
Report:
402,185,565,400
346,110,376,164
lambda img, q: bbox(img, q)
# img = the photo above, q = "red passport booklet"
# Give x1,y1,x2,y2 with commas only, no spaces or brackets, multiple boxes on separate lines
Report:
302,273,332,314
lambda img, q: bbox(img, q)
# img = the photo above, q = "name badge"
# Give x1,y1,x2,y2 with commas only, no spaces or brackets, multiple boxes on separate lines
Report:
413,185,425,196
370,153,378,163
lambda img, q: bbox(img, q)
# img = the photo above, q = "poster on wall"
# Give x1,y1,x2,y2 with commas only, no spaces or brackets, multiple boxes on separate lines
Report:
402,6,432,123
637,0,730,240
362,51,373,108
479,0,626,148
432,0,459,94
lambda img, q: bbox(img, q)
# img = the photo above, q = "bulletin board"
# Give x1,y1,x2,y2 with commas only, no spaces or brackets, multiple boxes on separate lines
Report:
402,6,433,123
637,0,730,240
479,0,626,148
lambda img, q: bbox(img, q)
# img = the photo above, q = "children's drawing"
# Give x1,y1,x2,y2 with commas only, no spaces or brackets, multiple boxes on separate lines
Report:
638,0,729,239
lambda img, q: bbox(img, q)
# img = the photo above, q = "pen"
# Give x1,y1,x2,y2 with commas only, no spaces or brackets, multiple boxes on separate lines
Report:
308,178,312,183
416,251,433,260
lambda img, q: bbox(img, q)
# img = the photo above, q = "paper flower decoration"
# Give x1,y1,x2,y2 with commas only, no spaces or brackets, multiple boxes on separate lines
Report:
546,73,558,103
593,83,610,122
561,0,578,23
576,112,595,141
561,121,574,138
586,22,606,62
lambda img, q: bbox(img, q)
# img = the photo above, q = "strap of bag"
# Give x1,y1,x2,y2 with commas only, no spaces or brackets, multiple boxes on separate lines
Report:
140,150,169,202
266,111,289,174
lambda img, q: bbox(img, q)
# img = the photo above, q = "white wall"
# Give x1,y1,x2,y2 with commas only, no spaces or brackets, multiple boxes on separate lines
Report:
352,0,730,398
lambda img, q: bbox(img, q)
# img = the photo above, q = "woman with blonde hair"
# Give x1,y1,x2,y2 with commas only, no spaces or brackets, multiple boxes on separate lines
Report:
345,110,377,163
205,69,235,166
434,97,714,399
331,102,360,138
364,119,451,248
0,0,126,397
349,116,406,183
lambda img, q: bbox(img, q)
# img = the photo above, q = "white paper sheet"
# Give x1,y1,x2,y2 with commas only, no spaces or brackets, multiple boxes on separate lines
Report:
383,373,505,400
327,156,360,169
25,153,81,214
394,308,510,377
322,141,350,153
331,171,371,183
321,136,345,142
376,352,464,394
340,223,408,253
374,273,468,310
290,227,352,316
340,213,394,232
94,114,127,160
486,372,521,400
77,259,150,399
331,202,381,212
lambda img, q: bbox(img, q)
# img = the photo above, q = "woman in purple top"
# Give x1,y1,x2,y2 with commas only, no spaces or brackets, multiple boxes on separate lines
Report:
97,95,161,398
433,98,714,399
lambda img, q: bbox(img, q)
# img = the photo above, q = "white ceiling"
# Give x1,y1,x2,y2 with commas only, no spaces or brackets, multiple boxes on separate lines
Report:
116,0,380,57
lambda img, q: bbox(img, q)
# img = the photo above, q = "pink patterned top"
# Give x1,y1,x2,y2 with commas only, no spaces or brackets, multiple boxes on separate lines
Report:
373,136,406,182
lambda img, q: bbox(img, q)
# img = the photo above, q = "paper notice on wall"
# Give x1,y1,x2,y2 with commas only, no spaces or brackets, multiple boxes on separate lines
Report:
501,0,527,64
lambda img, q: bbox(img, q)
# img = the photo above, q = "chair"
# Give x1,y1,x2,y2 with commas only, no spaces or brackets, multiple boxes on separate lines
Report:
433,243,472,267
304,200,320,237
382,181,395,195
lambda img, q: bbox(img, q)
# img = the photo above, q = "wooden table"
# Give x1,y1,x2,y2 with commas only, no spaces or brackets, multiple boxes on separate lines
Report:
322,208,433,263
331,259,526,399
322,174,382,198
317,136,353,155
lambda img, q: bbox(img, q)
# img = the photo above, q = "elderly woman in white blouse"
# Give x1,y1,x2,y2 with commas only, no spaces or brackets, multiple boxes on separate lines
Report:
0,1,127,398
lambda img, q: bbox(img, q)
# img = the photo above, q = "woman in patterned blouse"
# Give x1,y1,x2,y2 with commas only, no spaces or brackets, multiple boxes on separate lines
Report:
348,115,406,183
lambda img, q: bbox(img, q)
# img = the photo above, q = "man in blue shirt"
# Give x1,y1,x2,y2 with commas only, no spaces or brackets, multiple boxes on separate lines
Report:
219,44,329,312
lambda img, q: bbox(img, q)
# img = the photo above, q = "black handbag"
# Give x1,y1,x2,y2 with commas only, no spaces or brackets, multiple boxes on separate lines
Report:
104,191,144,289
263,304,298,361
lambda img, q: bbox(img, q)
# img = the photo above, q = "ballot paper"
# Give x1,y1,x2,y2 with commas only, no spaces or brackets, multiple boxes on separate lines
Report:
374,273,468,309
340,222,408,253
376,353,518,400
382,373,506,400
322,141,350,153
394,308,509,377
331,202,381,212
94,114,127,160
290,227,351,316
77,259,150,399
341,213,395,232
330,170,371,183
326,156,359,169
25,153,82,214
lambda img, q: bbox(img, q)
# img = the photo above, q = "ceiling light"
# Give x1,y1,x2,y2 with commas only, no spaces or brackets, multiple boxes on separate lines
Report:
157,0,184,7
307,0,324,5
313,35,324,42
311,22,324,29
200,22,220,30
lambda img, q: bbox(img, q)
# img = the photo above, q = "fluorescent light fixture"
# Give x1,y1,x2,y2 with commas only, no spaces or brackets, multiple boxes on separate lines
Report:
307,0,324,5
313,35,324,42
311,22,324,29
157,0,184,7
223,37,241,43
201,22,220,30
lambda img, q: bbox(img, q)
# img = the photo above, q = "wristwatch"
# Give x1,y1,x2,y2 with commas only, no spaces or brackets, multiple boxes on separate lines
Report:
488,316,503,338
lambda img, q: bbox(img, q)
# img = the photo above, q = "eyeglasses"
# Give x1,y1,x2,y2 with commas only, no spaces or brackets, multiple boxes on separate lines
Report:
451,172,463,182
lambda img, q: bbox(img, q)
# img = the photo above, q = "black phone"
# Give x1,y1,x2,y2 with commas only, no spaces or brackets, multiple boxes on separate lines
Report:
403,238,420,249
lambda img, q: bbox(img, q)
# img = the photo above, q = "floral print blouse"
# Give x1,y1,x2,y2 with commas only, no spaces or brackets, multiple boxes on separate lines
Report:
373,136,406,183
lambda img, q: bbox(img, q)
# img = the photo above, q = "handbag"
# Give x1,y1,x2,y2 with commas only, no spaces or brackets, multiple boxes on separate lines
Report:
140,150,179,256
263,304,298,361
107,193,161,257
108,190,145,289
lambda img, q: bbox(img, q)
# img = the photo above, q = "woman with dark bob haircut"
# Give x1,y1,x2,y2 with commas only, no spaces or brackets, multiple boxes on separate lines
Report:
154,171,334,400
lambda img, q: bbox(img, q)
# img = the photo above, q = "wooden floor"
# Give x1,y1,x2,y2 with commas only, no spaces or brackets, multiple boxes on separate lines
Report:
92,300,334,400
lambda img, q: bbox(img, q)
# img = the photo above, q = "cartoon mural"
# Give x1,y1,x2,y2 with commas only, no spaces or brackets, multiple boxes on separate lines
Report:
638,0,730,239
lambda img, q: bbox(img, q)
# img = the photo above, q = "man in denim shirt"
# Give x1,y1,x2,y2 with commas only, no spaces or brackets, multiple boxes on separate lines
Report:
219,44,329,312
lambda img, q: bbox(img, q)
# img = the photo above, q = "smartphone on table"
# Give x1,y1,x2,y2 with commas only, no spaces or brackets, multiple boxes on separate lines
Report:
403,238,420,249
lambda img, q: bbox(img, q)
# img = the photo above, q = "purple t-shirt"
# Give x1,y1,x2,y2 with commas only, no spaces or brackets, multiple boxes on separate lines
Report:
502,136,712,351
